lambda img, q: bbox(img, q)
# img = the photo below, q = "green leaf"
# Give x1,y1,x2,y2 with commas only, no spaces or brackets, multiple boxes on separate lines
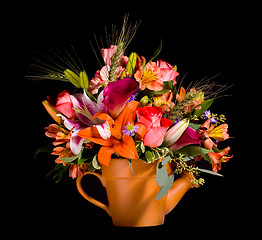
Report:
197,168,223,177
128,159,136,176
203,153,212,163
156,162,168,186
140,141,145,153
183,156,193,162
148,39,162,63
155,173,174,200
162,156,171,165
60,147,84,163
153,148,161,160
92,155,101,170
86,89,97,102
34,144,54,158
143,40,162,73
144,81,173,97
145,150,155,163
46,164,69,183
188,123,201,131
126,52,137,76
87,162,96,173
60,155,79,163
79,71,89,90
176,145,212,157
78,157,88,165
64,69,81,88
193,99,214,117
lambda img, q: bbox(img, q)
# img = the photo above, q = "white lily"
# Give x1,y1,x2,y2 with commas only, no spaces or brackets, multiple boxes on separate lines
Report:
163,118,190,147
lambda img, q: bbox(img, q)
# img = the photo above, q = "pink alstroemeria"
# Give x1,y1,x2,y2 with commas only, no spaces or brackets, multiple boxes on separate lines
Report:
168,127,203,152
134,62,163,91
88,45,125,94
101,45,121,65
69,164,87,179
103,78,139,119
45,124,71,146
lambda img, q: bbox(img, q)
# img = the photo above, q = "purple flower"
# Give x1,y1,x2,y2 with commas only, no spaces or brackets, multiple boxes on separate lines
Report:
202,110,217,124
122,122,139,136
127,90,138,103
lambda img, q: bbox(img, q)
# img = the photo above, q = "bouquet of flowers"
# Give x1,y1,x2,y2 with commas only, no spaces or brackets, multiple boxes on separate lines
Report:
34,19,232,200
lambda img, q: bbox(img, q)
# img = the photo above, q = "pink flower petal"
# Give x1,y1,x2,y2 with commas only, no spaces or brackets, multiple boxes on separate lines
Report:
95,121,111,139
70,129,85,155
70,90,106,126
103,78,138,119
54,90,75,119
169,127,203,152
136,106,163,131
101,45,118,65
144,126,168,148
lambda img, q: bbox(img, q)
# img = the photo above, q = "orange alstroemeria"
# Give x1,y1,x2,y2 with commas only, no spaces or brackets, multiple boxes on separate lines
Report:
176,87,186,102
200,119,229,141
176,88,205,114
204,138,233,172
45,124,71,146
134,62,163,91
78,101,139,166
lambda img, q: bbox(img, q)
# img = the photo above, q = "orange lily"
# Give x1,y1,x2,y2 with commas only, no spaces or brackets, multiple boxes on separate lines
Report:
78,101,139,166
42,100,62,124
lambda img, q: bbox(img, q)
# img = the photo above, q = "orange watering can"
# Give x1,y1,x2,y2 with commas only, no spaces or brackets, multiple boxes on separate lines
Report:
76,158,199,227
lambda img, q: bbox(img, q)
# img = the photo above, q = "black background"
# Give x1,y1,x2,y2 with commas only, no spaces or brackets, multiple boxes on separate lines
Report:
8,1,252,237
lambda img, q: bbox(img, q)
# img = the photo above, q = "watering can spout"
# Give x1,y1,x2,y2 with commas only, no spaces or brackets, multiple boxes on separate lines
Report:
165,171,200,215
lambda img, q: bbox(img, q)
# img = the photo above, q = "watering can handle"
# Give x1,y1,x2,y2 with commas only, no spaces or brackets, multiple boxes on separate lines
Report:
76,172,111,216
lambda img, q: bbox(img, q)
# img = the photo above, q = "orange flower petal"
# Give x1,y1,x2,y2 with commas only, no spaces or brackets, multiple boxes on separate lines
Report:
176,87,186,102
42,100,62,124
146,79,163,91
98,145,115,166
204,138,213,150
78,126,117,146
209,124,229,141
208,152,222,172
115,101,140,133
134,122,146,141
93,111,115,126
114,134,139,160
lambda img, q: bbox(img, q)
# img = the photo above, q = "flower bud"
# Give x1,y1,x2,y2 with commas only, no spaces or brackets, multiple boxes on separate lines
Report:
138,95,149,107
163,118,189,147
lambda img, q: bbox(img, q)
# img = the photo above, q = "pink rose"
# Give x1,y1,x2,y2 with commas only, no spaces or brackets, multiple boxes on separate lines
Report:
136,106,172,148
156,60,179,85
55,90,75,119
